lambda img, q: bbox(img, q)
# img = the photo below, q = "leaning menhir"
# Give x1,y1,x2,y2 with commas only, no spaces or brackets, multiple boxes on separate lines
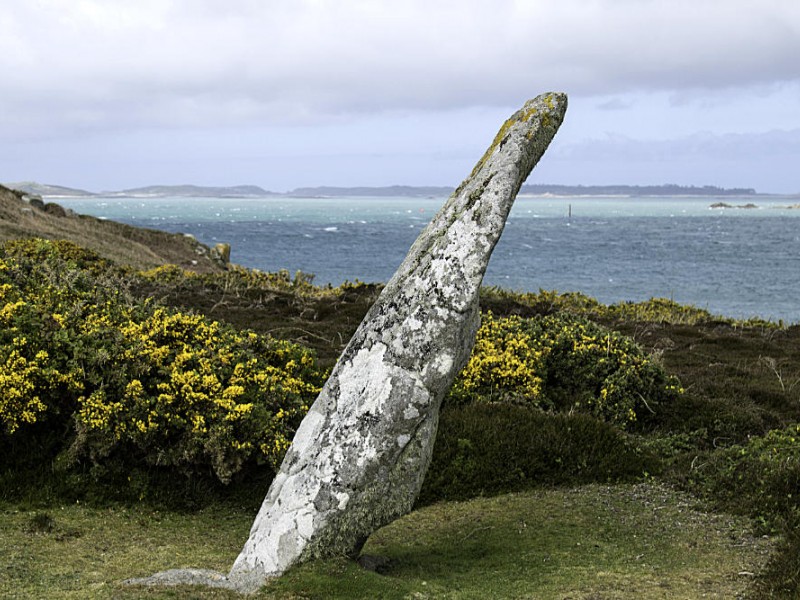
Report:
128,92,567,594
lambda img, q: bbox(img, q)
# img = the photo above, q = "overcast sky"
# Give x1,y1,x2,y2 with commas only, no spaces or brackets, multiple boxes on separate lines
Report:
2,0,798,193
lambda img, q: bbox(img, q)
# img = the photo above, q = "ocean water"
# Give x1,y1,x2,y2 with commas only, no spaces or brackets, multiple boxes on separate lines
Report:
58,195,800,323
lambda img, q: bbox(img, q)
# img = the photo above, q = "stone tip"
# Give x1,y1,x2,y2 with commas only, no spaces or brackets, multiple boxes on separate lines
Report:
521,91,568,121
463,92,568,187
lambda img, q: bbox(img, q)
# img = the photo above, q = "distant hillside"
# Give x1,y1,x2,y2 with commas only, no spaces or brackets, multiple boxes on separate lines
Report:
6,181,96,197
7,181,767,200
117,184,275,197
4,182,277,198
0,184,224,272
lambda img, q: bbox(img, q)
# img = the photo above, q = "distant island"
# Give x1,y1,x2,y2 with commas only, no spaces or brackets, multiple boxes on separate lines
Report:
518,183,759,197
279,183,763,198
5,181,774,199
287,185,453,198
5,182,279,198
111,184,276,198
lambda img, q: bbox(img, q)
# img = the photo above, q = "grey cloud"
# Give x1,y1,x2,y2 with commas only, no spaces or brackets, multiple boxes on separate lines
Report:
555,129,800,162
1,0,799,137
596,98,633,111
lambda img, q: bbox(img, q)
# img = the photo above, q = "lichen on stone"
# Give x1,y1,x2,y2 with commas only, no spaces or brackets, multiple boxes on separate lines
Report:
129,93,567,594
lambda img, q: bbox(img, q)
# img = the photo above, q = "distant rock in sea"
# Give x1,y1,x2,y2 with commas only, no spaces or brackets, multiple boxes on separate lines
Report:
710,202,759,209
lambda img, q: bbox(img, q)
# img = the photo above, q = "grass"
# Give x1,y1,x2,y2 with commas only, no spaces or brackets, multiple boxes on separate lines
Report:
0,483,773,599
1,501,246,599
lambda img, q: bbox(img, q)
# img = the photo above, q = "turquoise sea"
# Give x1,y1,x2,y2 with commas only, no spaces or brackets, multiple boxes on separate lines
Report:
58,195,800,323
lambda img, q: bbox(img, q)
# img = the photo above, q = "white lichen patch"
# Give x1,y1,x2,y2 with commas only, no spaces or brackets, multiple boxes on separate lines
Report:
338,343,394,416
287,407,325,460
403,405,420,420
427,352,455,379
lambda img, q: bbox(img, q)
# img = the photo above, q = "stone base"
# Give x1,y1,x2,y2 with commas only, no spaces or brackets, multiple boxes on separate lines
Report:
123,567,267,595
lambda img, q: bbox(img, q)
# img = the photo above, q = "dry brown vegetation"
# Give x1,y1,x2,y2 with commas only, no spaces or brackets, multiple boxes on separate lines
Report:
0,184,223,273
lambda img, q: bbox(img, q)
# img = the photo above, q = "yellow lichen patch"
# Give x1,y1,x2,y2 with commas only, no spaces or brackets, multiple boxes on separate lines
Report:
460,93,565,187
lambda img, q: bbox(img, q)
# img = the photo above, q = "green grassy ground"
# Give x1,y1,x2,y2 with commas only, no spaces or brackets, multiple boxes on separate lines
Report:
1,484,772,599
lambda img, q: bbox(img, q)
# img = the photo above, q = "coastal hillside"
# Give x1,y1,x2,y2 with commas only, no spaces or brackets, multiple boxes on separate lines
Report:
0,184,224,272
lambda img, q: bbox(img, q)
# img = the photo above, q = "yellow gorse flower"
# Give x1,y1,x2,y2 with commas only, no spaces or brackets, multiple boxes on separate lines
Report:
0,239,325,482
450,311,681,426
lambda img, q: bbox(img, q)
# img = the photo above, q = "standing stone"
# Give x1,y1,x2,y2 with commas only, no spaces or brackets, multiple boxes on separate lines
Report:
231,92,567,585
125,93,567,594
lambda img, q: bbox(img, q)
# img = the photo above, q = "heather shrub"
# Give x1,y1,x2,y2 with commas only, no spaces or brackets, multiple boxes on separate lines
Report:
687,423,800,530
419,402,656,504
450,312,682,426
676,423,800,597
479,287,781,327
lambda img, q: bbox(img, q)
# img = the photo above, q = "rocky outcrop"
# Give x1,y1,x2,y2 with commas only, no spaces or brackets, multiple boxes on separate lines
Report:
126,92,567,594
210,242,231,266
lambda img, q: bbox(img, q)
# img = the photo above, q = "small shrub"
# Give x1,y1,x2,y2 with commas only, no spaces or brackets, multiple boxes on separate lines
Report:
687,423,800,530
652,393,779,447
419,403,656,504
751,517,800,599
138,263,194,285
479,287,783,328
605,297,715,325
681,422,800,598
0,238,116,275
140,263,329,298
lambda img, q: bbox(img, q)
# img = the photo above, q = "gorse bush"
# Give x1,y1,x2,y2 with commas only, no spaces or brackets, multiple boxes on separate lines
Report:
450,312,682,426
72,309,321,483
0,335,58,434
0,239,124,436
452,312,545,403
0,239,324,484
